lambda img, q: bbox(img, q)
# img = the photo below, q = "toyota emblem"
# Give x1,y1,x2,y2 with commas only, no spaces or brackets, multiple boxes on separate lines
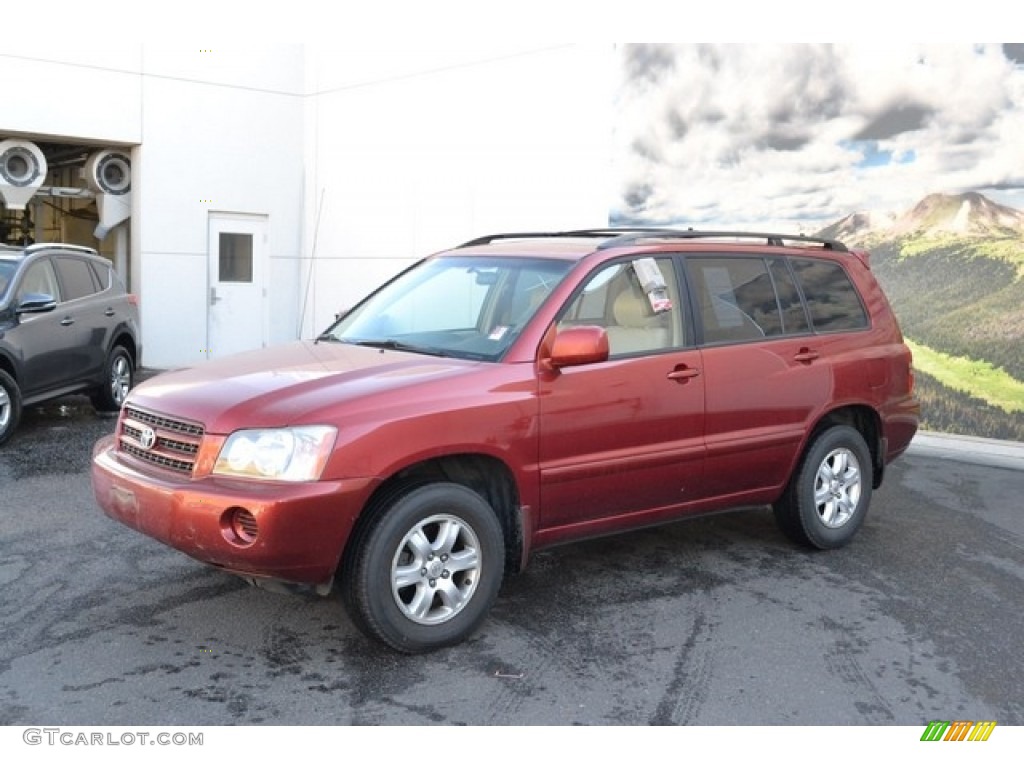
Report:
139,425,157,450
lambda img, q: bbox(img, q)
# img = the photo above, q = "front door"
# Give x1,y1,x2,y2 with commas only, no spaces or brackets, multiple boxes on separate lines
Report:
537,257,706,533
207,213,268,359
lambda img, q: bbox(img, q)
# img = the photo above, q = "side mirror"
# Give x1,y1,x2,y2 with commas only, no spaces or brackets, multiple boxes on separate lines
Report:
546,325,609,369
15,292,57,314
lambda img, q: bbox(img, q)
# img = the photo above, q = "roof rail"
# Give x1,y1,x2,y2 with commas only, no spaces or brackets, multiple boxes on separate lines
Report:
459,230,605,247
23,242,99,255
458,228,848,252
595,229,849,252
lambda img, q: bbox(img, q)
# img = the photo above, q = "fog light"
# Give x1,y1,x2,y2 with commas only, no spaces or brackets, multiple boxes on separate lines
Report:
222,506,258,546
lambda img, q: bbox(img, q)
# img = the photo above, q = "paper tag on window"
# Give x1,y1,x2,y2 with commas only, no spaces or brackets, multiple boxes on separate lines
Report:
632,258,672,314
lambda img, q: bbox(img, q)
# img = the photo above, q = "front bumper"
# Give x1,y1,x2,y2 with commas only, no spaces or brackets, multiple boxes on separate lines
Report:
91,435,374,586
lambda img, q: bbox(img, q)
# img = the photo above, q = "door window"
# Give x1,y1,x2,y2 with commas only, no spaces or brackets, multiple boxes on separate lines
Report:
689,257,784,344
17,259,60,303
218,233,254,283
55,257,101,301
559,258,684,356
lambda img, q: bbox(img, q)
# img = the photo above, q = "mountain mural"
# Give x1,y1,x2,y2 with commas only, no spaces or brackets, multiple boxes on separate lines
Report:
821,192,1024,243
610,45,1024,441
817,192,1024,441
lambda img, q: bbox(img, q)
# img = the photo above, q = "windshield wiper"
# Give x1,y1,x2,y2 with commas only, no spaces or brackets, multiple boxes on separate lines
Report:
348,339,449,357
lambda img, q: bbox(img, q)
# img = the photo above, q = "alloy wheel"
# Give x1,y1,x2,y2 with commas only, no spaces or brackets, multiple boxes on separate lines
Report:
813,447,862,528
390,513,482,626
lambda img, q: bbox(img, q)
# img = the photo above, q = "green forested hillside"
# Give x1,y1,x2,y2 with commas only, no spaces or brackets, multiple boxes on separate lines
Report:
911,372,1024,442
870,240,1024,382
906,339,1024,413
866,237,1024,439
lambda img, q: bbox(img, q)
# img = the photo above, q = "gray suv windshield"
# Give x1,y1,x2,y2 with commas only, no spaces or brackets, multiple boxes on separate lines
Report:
0,261,16,302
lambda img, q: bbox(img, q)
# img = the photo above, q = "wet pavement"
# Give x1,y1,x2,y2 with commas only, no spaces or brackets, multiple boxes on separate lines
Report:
0,396,1022,725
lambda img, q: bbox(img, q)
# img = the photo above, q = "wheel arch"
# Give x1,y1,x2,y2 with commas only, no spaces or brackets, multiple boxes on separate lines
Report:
340,452,526,583
109,329,138,368
0,350,17,381
804,405,884,489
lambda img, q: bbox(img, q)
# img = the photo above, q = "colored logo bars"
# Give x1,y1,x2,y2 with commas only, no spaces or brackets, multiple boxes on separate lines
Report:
920,721,997,742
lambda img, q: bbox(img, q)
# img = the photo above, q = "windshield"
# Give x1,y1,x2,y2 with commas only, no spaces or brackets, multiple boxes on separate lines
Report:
0,261,16,303
320,255,573,361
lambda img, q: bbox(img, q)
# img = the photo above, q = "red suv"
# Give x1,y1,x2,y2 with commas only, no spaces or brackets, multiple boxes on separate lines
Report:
92,229,919,652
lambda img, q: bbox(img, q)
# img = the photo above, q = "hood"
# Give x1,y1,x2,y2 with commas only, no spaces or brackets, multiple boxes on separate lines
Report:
127,340,485,433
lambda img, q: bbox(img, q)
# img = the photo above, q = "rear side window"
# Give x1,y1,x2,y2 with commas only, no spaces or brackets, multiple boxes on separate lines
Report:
790,258,868,332
55,257,101,301
768,258,811,334
89,261,113,291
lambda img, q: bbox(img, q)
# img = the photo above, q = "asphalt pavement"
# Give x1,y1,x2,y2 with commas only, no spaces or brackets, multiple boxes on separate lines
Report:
0,398,1021,726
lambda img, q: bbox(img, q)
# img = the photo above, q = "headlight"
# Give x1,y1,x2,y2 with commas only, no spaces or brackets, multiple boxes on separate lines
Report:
213,426,337,481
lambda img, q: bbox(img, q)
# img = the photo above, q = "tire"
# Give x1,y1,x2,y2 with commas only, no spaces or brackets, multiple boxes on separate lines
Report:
91,345,133,412
343,482,504,653
0,370,22,446
773,425,873,550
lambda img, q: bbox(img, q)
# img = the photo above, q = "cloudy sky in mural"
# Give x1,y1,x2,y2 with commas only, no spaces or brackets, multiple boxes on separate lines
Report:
612,43,1024,230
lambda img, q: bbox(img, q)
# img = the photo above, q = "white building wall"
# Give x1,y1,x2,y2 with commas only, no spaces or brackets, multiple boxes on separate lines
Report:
137,48,306,367
299,44,611,335
2,45,611,367
0,48,143,144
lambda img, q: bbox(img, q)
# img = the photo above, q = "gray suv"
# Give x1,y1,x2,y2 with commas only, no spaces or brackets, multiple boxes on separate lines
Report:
0,243,140,445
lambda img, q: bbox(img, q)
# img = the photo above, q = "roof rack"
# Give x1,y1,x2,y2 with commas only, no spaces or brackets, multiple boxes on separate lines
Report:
596,229,848,252
458,228,848,252
458,230,629,248
23,242,99,255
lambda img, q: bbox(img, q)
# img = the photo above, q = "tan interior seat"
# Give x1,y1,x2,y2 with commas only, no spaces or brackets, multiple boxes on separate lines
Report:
605,281,670,355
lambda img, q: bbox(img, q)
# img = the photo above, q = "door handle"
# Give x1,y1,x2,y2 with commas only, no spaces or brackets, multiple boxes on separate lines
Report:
667,366,701,382
210,286,221,306
60,317,75,326
794,348,819,363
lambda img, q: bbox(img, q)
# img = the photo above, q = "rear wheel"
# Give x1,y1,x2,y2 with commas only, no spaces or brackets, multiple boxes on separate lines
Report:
0,370,22,446
91,345,133,412
343,482,504,653
774,425,873,549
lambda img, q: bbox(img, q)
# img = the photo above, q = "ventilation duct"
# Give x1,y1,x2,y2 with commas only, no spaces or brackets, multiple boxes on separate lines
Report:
82,149,131,239
0,139,48,210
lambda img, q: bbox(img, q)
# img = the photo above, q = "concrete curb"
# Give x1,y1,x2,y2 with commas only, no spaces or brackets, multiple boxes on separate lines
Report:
907,431,1024,472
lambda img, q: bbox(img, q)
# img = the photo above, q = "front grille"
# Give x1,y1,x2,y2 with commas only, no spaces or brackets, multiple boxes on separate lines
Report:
124,407,204,436
119,405,205,475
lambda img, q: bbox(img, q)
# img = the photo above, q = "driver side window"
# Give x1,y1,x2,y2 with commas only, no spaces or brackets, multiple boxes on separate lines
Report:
560,258,684,357
17,259,60,304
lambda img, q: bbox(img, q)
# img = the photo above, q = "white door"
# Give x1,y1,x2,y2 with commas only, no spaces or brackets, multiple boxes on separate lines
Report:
207,213,268,359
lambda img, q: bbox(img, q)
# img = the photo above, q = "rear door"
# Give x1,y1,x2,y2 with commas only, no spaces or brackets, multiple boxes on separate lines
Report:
686,254,831,498
537,256,705,530
52,255,111,380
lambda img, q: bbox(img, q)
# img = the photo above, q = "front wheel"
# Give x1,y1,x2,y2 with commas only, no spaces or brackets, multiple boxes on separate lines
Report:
91,345,134,412
773,425,873,549
343,482,504,653
0,370,23,446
